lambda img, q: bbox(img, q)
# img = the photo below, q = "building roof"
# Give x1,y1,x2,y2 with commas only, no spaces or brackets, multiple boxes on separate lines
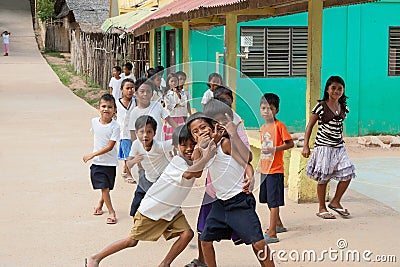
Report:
55,0,110,33
127,0,377,36
101,7,158,32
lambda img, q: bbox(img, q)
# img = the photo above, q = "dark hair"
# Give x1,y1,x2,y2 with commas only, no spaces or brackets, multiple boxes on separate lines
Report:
147,68,156,78
186,112,214,134
172,125,194,148
165,73,179,91
207,72,223,88
260,93,280,110
155,65,165,73
135,77,156,92
135,115,157,132
214,96,232,108
204,98,233,120
175,71,187,79
121,78,135,89
214,85,233,101
99,93,116,107
321,76,348,106
113,66,122,73
124,62,133,71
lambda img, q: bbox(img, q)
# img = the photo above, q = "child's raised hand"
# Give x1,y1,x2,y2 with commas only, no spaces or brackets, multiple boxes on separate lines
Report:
302,146,310,158
198,139,217,162
223,113,242,136
211,123,225,144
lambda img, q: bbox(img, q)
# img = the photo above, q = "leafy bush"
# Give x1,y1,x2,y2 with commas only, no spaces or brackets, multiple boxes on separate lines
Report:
37,0,55,22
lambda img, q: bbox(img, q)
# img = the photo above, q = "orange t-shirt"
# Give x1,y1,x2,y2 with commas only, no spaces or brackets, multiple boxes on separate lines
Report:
260,120,292,174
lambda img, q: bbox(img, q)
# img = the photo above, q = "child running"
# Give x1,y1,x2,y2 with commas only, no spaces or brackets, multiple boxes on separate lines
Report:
201,73,223,107
83,94,120,224
302,76,355,219
85,125,217,267
187,111,274,267
109,66,123,100
115,78,136,184
259,93,294,243
164,73,187,140
127,115,174,217
2,31,10,56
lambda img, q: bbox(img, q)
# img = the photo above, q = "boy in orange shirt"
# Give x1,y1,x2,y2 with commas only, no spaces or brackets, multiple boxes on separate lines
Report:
259,93,294,243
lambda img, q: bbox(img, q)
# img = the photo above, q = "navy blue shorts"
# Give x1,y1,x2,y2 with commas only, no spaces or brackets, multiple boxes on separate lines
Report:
130,170,154,216
90,164,116,190
200,192,264,245
259,173,284,208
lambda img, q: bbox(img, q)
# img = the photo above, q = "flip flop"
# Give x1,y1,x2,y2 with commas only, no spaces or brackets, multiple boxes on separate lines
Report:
106,217,117,224
125,176,137,184
267,226,288,233
263,233,279,243
316,211,336,219
328,204,350,217
93,207,103,216
184,258,207,267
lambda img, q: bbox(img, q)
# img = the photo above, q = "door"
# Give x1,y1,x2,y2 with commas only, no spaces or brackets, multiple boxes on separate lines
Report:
166,30,176,74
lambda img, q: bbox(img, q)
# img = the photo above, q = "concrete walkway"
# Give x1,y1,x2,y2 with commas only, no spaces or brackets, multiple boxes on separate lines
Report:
1,1,399,266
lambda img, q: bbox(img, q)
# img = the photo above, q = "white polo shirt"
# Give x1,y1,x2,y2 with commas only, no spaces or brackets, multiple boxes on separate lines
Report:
91,117,120,166
115,98,136,140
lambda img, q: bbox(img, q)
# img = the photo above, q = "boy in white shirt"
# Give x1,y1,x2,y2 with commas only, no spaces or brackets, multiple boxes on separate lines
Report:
127,115,174,217
85,126,217,267
115,78,136,183
83,94,120,225
201,73,223,107
109,66,123,100
120,62,136,81
128,78,178,141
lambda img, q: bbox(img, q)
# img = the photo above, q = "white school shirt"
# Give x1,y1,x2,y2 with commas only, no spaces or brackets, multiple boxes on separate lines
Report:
120,73,136,82
109,77,123,100
2,34,10,44
128,101,170,141
151,87,165,103
206,139,245,200
164,90,188,117
138,156,194,221
161,77,166,88
201,89,213,105
129,139,173,182
91,117,120,166
115,98,136,140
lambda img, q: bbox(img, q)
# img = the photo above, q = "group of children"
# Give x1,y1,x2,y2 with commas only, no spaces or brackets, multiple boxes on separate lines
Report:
83,70,355,266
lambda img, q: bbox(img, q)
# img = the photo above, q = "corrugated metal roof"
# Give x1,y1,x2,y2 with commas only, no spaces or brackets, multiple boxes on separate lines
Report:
127,0,377,36
101,8,158,32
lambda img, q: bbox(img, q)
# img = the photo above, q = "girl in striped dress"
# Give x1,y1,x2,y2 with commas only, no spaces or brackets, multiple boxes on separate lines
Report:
163,73,187,140
302,76,355,219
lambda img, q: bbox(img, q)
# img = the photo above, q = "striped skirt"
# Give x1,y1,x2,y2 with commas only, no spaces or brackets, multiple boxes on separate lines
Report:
306,145,355,184
163,116,185,140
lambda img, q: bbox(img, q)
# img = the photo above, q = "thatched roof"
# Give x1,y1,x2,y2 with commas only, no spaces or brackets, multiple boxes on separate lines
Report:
54,0,110,33
128,0,378,36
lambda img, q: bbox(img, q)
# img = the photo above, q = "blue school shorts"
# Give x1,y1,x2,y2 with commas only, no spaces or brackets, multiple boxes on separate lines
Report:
90,164,116,190
118,139,132,160
200,192,264,245
259,173,284,208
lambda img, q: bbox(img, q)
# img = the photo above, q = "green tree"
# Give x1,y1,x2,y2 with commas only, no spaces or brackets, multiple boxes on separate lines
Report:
37,0,55,22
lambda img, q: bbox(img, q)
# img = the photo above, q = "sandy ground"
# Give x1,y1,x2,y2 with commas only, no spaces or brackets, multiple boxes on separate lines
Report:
0,1,399,266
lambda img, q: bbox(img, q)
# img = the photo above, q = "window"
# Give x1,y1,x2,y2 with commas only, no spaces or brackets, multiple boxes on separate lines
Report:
241,27,308,77
389,27,400,76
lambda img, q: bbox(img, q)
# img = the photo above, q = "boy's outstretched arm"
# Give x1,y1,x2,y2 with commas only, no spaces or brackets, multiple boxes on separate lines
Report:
183,140,216,179
223,114,252,163
83,140,116,163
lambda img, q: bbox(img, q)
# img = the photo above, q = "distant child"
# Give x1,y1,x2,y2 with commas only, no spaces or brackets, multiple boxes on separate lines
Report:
126,115,174,217
128,78,178,141
156,65,166,88
109,66,123,100
147,68,165,105
121,62,136,81
115,78,136,184
201,73,223,107
2,31,10,56
302,76,355,219
259,93,294,243
164,73,187,140
176,70,192,118
85,125,217,267
187,112,274,267
83,94,120,225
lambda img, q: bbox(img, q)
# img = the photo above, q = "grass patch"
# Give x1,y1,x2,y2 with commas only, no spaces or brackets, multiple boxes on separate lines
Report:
48,63,72,86
43,50,65,58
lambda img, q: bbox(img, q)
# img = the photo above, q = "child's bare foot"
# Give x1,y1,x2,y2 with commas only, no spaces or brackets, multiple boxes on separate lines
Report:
85,257,99,267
